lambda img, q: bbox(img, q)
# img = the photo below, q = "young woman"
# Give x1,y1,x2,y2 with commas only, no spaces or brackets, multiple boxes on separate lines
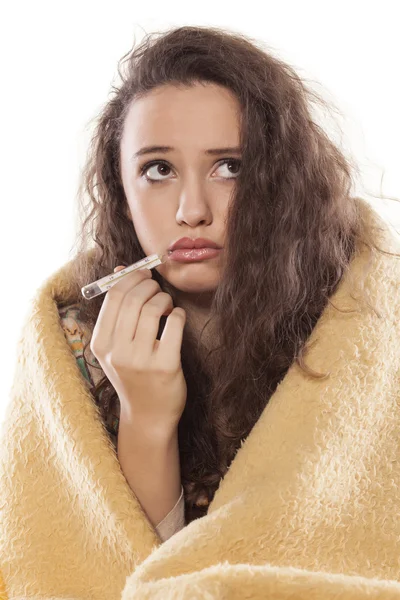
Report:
1,24,400,600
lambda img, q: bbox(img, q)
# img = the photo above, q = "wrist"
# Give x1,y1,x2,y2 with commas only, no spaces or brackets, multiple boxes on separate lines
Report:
119,402,179,444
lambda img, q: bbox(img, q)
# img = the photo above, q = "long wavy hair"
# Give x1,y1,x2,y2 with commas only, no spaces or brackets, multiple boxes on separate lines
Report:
64,24,400,524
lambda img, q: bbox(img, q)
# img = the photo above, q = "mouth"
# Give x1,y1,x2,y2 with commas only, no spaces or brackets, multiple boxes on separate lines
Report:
167,247,223,262
168,237,222,252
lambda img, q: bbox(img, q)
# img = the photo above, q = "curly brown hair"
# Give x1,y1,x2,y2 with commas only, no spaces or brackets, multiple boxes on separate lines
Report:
62,24,400,524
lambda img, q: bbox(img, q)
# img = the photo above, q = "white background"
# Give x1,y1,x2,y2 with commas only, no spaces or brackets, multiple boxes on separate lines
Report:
1,0,399,424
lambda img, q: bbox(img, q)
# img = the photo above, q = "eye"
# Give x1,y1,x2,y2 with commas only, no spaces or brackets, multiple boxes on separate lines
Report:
140,161,173,184
139,158,241,184
214,159,241,179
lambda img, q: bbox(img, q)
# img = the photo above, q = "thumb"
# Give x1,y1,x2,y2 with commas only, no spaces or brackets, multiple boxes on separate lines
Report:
113,265,126,273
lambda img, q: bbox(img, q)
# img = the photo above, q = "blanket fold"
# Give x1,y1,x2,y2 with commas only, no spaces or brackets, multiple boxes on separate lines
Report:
1,198,400,600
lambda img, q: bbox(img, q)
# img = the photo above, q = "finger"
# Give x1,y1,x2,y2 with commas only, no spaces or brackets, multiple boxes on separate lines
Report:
116,265,172,318
90,267,151,355
132,293,174,357
114,277,162,345
156,308,187,367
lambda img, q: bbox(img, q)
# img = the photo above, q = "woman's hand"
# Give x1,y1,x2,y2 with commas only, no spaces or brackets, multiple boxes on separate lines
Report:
90,264,187,434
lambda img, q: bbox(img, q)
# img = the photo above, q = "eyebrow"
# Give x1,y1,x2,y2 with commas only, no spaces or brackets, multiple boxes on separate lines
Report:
130,145,242,161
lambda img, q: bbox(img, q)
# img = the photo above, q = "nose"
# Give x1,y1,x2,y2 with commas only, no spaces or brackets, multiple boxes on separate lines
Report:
175,180,213,227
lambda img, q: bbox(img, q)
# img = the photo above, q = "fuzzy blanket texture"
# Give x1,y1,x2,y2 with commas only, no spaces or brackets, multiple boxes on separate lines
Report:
1,198,400,599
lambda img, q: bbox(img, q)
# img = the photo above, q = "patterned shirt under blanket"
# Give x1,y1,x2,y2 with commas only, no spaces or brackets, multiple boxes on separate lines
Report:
58,302,120,448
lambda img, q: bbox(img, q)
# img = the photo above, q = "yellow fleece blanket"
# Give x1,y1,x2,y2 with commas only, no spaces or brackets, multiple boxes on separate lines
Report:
1,199,400,600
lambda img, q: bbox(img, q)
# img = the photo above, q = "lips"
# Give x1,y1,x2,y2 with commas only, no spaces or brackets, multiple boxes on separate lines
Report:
168,237,222,252
168,247,222,263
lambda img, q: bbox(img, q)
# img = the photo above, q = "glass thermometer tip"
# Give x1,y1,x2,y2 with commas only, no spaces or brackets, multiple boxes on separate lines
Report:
81,252,169,300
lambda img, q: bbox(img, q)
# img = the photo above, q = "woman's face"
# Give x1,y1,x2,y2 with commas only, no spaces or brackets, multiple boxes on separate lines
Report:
119,82,241,297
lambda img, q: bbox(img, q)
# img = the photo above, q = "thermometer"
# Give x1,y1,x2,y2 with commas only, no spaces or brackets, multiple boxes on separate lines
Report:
81,253,168,300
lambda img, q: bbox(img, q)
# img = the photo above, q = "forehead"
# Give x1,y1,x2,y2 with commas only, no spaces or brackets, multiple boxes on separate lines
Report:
121,83,241,147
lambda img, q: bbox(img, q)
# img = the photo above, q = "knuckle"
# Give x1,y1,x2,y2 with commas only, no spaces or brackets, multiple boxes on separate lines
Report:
109,352,127,369
155,364,177,377
144,279,162,293
107,289,126,305
142,302,162,316
124,293,142,310
124,280,160,304
159,292,173,303
108,270,151,296
130,358,149,373
151,292,173,307
143,292,172,314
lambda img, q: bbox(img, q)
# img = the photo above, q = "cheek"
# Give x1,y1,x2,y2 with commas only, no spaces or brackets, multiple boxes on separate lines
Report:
131,211,164,252
139,204,173,237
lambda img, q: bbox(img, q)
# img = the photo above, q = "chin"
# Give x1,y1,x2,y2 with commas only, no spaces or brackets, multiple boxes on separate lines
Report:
176,281,218,293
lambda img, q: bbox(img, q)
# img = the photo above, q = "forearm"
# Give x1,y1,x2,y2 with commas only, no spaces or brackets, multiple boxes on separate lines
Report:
117,404,182,528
